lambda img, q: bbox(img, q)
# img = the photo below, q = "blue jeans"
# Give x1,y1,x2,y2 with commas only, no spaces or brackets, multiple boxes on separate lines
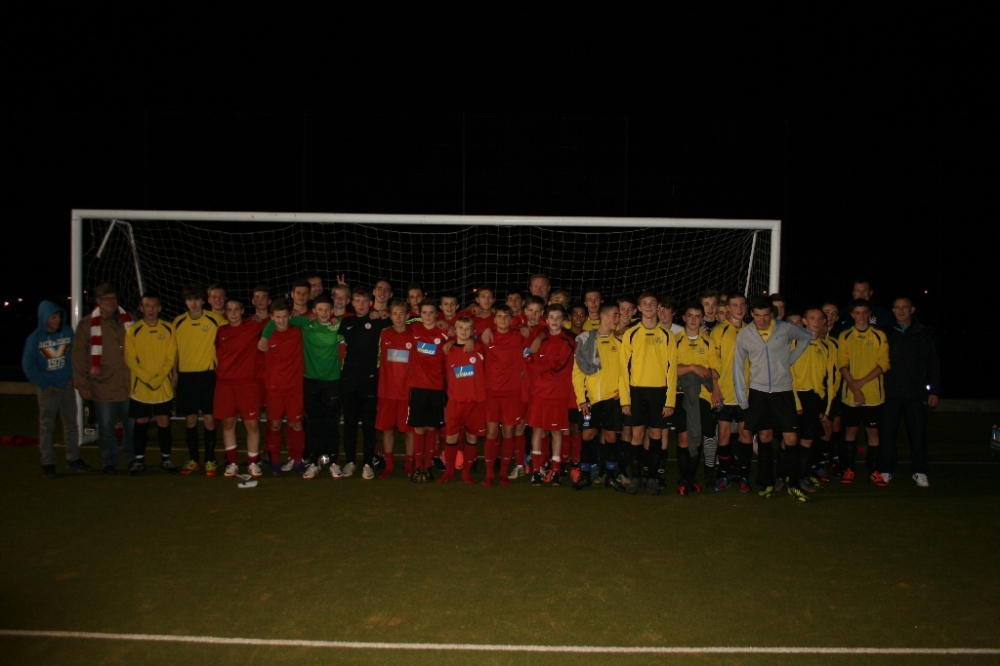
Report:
93,400,134,467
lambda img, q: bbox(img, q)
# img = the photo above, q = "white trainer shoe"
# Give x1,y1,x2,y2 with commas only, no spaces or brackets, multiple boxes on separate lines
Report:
329,463,343,479
302,463,320,480
912,473,929,487
362,464,375,480
507,465,526,480
224,463,239,478
248,462,262,478
341,462,356,477
882,472,892,483
281,458,296,472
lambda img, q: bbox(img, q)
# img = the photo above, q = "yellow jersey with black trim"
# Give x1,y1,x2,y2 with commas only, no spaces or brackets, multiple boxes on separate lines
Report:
582,318,601,331
675,331,721,403
124,319,177,403
837,326,890,406
172,311,225,372
822,335,842,399
791,336,836,413
572,333,624,405
711,319,749,405
618,321,678,408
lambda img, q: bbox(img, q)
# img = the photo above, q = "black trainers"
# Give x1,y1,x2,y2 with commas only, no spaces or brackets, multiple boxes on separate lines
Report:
67,458,93,473
432,456,446,471
530,472,544,486
646,478,661,496
42,464,57,478
605,475,627,492
626,474,641,495
572,475,593,491
103,465,117,475
159,460,179,474
127,460,145,476
705,468,717,488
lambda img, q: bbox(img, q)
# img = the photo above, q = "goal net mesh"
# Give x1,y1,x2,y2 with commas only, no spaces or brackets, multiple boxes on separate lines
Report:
81,218,773,317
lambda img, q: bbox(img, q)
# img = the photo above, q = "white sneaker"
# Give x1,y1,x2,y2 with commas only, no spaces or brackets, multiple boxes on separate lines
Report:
281,458,296,472
882,472,892,483
329,463,343,479
341,462,356,477
508,465,526,480
248,462,262,478
362,464,375,480
302,463,319,480
224,463,239,477
912,473,929,487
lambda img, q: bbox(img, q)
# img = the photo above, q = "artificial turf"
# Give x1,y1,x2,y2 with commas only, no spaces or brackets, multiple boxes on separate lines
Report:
1,395,998,665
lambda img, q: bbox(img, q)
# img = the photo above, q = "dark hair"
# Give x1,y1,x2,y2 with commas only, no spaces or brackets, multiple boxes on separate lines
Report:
526,295,545,307
474,284,494,296
270,298,290,314
749,295,774,312
351,286,373,301
252,285,270,297
439,291,459,303
207,283,226,295
637,290,659,304
407,283,425,294
598,302,619,316
389,298,408,311
182,283,206,301
570,301,588,314
850,298,872,311
769,292,786,304
494,304,513,316
506,288,524,299
544,304,566,318
291,279,311,292
698,289,720,301
616,294,636,306
140,292,161,303
313,294,333,306
658,295,678,311
418,298,438,311
684,301,705,316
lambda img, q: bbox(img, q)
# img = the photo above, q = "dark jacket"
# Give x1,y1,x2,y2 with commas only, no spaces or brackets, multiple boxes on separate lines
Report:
22,301,74,390
340,315,393,395
884,318,940,401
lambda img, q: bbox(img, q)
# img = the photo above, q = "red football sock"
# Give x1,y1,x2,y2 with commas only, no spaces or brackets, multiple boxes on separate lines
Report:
541,435,551,461
569,435,581,464
531,452,543,473
413,431,427,470
438,444,458,483
514,434,526,466
225,446,238,465
248,452,259,464
463,444,478,484
287,427,305,461
266,429,282,461
403,454,414,477
550,456,561,476
484,438,498,479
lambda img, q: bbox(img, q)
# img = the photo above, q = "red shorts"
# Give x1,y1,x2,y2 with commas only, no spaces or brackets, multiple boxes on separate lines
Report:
213,382,260,421
527,399,568,432
266,391,304,424
446,400,487,438
485,393,523,426
256,377,267,411
376,398,412,433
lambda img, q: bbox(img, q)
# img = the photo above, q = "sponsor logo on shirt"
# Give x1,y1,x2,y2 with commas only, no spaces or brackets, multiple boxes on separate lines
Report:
387,348,410,363
417,341,438,356
454,364,475,378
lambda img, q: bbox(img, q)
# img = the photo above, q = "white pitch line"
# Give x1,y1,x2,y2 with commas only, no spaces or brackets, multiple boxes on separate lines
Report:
1,630,998,655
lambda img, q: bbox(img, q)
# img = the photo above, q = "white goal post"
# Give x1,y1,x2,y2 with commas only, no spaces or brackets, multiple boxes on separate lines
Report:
71,209,781,327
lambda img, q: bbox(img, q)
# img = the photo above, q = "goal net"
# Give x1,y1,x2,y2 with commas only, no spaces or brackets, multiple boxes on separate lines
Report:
71,211,780,325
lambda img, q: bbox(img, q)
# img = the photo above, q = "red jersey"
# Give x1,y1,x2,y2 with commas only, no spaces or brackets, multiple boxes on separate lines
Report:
445,341,487,403
264,326,304,396
215,319,267,384
512,313,527,328
378,327,413,401
437,312,460,329
408,323,449,390
459,308,495,339
485,328,525,396
520,322,546,402
253,314,270,384
526,330,576,403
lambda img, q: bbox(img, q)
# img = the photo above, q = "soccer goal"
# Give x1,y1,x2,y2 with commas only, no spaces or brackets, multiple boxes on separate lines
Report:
71,210,781,328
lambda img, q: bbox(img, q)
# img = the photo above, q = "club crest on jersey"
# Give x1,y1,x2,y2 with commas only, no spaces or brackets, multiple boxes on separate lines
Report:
405,342,413,349
201,325,209,331
469,356,477,364
866,338,875,346
158,333,166,340
387,348,409,363
454,364,475,378
365,322,371,329
434,337,442,345
417,341,438,355
655,336,663,343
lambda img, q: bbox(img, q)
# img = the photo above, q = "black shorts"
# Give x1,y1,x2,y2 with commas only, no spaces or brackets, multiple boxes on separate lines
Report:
568,407,583,426
842,404,883,429
175,371,216,416
796,390,823,441
829,395,844,419
584,399,623,432
717,404,745,424
629,386,668,429
407,387,446,429
744,389,798,433
673,395,716,436
129,399,172,419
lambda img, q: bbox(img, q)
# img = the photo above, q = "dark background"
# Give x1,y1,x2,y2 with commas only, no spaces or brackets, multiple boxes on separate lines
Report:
3,7,994,397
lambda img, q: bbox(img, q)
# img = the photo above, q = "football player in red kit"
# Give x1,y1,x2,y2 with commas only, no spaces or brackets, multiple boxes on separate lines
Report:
407,299,450,482
440,317,487,484
375,300,414,478
260,299,306,476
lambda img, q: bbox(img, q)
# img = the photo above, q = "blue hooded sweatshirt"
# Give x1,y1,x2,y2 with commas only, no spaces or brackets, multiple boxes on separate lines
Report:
22,300,75,391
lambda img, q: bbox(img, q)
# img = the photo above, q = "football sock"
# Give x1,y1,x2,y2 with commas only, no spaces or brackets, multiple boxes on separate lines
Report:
185,426,199,462
628,445,642,481
438,443,458,483
541,435,551,461
569,435,581,464
267,429,282,461
703,432,718,470
513,434,526,467
413,431,427,470
204,427,217,463
500,437,513,471
601,441,617,473
549,456,562,477
717,440,733,477
845,439,857,469
484,438,498,475
758,439,775,485
676,446,688,481
644,445,660,478
404,454,414,477
248,452,259,466
225,445,238,466
133,422,149,459
463,444,478,484
617,438,631,475
799,445,813,480
287,427,305,461
155,424,171,457
785,446,798,484
738,442,754,479
531,451,544,474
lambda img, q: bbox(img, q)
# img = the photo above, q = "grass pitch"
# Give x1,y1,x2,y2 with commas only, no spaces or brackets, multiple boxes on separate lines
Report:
1,395,998,665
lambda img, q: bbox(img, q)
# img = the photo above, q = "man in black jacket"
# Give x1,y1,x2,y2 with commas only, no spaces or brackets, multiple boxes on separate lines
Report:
881,297,940,487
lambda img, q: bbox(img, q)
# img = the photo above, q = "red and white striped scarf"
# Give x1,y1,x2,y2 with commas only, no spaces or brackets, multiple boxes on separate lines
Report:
90,307,134,374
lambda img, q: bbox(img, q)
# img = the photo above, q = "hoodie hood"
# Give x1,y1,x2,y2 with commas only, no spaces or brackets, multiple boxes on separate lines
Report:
36,300,69,335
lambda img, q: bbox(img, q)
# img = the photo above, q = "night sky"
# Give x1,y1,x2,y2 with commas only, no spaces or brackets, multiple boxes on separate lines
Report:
4,8,994,397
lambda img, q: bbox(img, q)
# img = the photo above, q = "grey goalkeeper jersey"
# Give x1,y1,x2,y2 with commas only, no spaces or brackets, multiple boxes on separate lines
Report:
733,320,812,407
